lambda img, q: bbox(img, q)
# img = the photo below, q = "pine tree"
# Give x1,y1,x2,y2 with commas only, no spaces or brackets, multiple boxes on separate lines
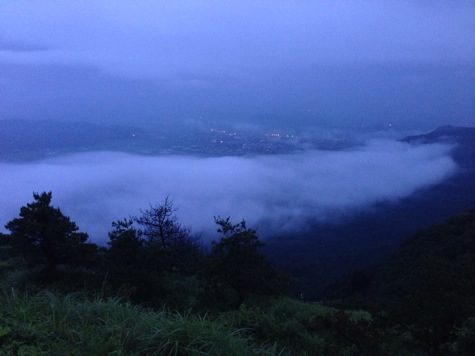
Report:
4,192,89,268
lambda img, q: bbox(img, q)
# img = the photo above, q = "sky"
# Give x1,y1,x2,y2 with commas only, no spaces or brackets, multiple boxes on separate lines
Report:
0,141,457,243
0,1,471,242
0,1,474,130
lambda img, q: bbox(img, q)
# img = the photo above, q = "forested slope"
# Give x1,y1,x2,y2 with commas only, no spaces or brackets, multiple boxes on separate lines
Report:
1,194,474,354
328,209,475,353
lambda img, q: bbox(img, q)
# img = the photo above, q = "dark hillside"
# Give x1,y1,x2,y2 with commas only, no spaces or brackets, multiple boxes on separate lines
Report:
330,209,475,302
268,126,475,300
371,209,474,301
327,209,475,352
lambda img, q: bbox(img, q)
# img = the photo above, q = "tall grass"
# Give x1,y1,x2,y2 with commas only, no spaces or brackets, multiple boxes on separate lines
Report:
0,287,280,355
222,297,373,355
0,272,376,355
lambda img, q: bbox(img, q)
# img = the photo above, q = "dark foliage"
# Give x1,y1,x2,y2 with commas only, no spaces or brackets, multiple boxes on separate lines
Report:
206,217,295,309
2,191,475,353
329,209,475,353
134,196,202,274
2,192,96,270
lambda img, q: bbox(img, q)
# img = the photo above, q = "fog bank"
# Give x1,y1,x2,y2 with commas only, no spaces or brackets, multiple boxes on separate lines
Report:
0,140,456,243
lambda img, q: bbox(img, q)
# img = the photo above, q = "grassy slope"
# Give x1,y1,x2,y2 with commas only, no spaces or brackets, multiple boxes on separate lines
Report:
0,286,377,355
0,289,279,355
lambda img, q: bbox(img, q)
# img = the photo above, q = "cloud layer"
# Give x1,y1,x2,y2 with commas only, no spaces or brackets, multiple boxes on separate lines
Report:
1,2,474,77
0,2,474,129
0,141,457,244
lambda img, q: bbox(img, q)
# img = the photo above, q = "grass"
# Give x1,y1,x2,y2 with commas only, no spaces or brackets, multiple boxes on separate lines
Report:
0,287,280,355
0,281,378,355
222,297,373,355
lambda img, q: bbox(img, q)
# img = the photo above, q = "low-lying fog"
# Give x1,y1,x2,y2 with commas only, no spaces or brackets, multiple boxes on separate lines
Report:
0,139,457,244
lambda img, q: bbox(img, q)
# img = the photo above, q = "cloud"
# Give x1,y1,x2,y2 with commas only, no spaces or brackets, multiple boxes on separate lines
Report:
0,140,457,244
0,2,473,81
1,2,474,129
0,39,49,53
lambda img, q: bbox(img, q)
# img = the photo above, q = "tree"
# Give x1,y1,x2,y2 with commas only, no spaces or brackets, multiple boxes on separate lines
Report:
105,218,146,299
135,196,188,249
107,218,143,268
106,199,204,307
134,196,200,274
209,217,293,308
3,192,90,269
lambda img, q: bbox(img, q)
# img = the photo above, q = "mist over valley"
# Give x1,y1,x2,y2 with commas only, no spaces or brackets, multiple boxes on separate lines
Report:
0,121,460,241
2,121,475,299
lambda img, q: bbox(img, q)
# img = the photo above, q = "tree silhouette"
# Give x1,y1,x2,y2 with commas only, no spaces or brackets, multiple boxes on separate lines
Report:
209,217,293,308
134,196,200,273
3,192,89,269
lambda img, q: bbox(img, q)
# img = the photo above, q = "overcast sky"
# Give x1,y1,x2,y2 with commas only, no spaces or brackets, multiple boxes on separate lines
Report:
0,1,474,130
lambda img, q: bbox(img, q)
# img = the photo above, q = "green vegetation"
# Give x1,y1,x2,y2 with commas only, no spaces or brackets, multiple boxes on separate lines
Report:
3,192,94,270
329,209,475,354
1,192,474,354
0,288,280,355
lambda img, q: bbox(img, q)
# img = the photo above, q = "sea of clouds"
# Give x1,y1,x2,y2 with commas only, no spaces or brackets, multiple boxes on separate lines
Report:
0,139,457,244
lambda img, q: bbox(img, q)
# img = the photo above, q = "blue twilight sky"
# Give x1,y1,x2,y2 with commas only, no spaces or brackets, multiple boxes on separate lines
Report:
0,1,474,131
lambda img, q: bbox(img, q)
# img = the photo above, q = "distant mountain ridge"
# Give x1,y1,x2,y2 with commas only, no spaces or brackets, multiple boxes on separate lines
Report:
0,119,154,161
401,124,475,143
401,125,475,169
